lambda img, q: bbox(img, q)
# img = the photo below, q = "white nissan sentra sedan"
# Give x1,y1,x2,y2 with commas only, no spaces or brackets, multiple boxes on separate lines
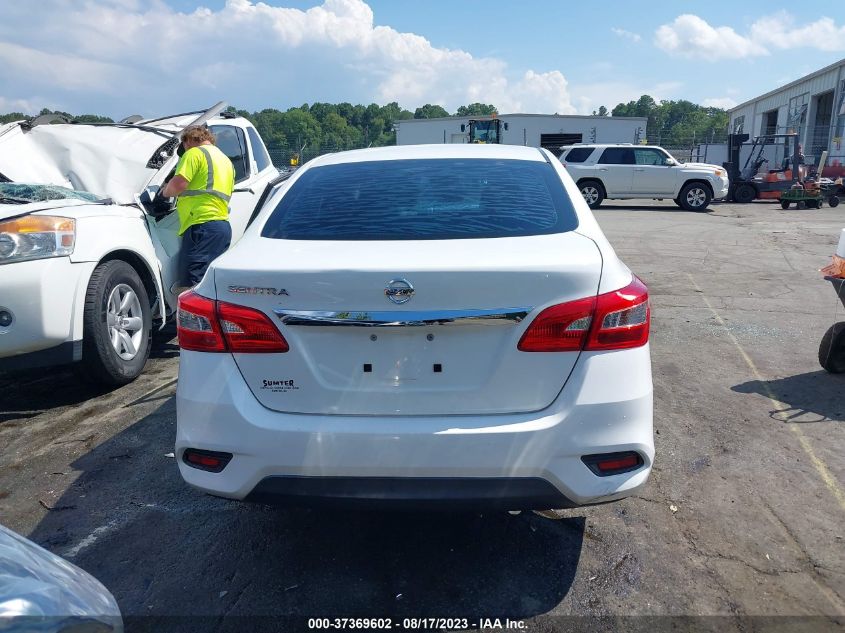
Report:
175,144,653,510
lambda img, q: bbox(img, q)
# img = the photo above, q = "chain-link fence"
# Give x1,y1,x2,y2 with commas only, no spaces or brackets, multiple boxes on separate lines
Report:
266,143,370,169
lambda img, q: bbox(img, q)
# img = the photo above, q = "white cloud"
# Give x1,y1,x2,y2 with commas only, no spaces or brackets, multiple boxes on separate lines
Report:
751,12,845,51
702,97,738,109
0,0,577,117
0,41,127,92
0,96,41,114
655,12,845,61
655,14,767,60
611,28,641,43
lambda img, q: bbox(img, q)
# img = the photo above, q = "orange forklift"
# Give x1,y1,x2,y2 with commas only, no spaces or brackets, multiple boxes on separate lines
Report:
726,132,803,202
726,132,840,207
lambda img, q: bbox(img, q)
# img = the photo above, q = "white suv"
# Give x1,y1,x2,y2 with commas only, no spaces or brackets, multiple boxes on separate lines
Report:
559,144,729,211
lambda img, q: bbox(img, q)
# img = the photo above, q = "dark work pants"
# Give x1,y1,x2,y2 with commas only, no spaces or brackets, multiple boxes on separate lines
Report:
182,220,232,286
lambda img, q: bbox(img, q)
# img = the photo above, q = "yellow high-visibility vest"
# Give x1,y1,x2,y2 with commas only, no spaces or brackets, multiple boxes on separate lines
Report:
174,144,234,235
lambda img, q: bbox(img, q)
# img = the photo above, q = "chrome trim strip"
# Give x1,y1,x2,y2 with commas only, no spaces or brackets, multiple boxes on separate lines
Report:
274,308,532,327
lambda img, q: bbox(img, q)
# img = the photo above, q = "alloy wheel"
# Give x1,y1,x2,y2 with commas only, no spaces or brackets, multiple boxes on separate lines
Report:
686,187,707,208
106,284,145,361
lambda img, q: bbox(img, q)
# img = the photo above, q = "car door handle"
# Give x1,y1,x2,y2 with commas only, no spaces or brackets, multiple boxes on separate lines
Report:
598,168,608,171
233,187,255,194
634,168,645,171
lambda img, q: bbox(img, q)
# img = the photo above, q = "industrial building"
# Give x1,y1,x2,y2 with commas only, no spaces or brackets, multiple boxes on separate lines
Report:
394,113,648,153
727,58,845,176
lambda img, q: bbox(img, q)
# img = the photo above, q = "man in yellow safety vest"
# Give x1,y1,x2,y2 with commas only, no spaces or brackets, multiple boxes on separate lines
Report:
161,125,235,287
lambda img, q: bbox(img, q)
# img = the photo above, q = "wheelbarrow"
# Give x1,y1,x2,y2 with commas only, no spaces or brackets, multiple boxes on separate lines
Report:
819,276,845,372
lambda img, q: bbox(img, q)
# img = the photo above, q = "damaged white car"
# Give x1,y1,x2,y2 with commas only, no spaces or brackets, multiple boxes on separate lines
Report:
0,102,282,384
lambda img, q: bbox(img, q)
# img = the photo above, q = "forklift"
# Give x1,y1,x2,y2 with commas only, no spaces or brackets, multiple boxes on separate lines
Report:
724,132,805,203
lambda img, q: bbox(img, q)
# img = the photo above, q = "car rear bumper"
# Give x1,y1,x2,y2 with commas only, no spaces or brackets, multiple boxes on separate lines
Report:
244,475,577,510
176,345,654,509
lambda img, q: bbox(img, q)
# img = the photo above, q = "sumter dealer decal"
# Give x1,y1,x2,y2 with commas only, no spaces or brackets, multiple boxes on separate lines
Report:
260,379,300,393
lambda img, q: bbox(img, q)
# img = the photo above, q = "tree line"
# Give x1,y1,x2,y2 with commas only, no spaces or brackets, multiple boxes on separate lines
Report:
610,95,730,146
0,97,728,151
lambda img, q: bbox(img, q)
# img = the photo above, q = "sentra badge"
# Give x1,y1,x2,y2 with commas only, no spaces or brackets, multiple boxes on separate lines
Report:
228,286,289,296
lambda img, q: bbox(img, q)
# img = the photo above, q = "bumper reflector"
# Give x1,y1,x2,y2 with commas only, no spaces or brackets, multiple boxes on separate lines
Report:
183,449,233,473
581,451,643,477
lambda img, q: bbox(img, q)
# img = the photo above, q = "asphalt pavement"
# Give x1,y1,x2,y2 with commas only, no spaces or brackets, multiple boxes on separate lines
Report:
1,199,843,632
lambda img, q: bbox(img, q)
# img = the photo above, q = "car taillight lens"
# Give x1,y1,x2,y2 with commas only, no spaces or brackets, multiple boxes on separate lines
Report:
217,301,289,353
518,277,649,352
178,292,225,352
517,297,596,351
177,291,288,353
586,277,649,351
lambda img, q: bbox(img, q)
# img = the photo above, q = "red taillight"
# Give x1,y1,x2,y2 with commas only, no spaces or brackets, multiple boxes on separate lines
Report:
177,291,288,353
517,297,596,351
178,291,225,352
518,277,649,353
217,300,289,353
585,276,649,351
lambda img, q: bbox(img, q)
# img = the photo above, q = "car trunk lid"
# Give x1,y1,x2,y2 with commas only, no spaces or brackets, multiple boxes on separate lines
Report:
212,232,603,415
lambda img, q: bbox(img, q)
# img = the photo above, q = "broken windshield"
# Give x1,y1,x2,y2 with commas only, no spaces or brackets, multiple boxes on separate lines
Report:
0,183,102,205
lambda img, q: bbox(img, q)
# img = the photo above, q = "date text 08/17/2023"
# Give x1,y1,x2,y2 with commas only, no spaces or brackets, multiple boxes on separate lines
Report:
307,617,527,630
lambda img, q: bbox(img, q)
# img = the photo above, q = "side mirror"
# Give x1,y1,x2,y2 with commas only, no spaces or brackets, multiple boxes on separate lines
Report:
664,158,676,166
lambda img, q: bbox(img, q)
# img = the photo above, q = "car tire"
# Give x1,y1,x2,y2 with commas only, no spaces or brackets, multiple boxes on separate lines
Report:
819,322,845,373
77,260,152,386
780,200,790,209
733,183,756,203
578,181,605,209
678,183,712,211
830,196,840,208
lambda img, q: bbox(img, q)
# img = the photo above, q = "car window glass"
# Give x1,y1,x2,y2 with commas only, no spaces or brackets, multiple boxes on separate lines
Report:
564,148,595,163
210,125,250,183
598,148,634,165
634,149,665,165
261,159,579,241
247,126,273,173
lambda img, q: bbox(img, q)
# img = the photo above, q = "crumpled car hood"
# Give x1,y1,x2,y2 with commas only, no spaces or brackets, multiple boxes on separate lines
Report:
0,121,170,205
0,198,114,222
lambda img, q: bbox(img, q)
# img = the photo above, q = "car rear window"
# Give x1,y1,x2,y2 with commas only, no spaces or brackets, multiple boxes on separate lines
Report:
563,147,595,163
261,158,578,241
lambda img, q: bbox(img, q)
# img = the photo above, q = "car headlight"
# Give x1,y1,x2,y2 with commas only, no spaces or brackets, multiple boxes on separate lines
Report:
0,216,75,264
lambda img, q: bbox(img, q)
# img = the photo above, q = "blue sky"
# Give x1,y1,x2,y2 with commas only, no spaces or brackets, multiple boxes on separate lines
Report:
0,0,843,117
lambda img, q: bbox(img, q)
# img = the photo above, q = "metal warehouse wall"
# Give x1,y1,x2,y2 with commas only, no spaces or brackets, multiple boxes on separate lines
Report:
728,59,845,175
395,115,648,149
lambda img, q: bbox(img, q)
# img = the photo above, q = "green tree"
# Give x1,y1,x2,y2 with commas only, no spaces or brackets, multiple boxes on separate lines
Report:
455,103,497,116
414,104,449,119
0,112,26,124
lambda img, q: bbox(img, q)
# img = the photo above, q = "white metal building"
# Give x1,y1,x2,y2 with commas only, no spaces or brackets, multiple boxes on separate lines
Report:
728,58,845,176
395,114,648,153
